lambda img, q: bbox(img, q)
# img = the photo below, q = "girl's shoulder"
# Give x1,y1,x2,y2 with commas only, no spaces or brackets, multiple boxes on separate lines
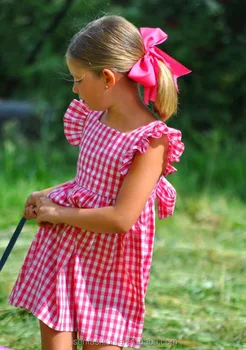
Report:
119,119,184,177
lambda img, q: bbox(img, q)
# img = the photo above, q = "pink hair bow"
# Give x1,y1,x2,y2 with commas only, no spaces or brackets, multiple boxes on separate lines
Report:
128,27,192,105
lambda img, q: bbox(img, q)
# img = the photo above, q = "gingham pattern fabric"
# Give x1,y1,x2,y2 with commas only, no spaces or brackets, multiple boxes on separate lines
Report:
8,99,184,349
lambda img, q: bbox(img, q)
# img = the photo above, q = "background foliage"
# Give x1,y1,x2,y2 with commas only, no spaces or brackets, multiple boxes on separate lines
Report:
1,0,246,138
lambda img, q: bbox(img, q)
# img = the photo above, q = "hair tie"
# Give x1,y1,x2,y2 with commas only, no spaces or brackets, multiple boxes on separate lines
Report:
128,27,192,105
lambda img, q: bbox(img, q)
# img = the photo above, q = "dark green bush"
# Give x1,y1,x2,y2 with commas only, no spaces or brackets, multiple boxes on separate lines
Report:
0,0,245,141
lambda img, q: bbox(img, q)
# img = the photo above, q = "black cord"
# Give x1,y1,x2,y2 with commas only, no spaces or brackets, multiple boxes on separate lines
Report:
0,217,26,272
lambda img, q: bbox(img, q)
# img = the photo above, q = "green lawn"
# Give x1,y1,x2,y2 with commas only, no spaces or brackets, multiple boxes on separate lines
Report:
0,136,245,349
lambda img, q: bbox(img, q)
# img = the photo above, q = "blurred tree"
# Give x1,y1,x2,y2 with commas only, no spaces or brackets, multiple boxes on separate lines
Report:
0,0,111,142
0,0,245,142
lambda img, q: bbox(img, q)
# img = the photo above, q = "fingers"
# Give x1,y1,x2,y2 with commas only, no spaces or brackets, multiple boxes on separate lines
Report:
35,196,47,210
35,197,51,228
35,197,44,215
34,196,48,222
25,192,36,208
24,197,32,208
24,191,46,208
23,195,54,228
23,205,37,220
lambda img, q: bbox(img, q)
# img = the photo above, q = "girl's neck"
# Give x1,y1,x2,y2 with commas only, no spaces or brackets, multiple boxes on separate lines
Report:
103,102,155,132
104,82,156,132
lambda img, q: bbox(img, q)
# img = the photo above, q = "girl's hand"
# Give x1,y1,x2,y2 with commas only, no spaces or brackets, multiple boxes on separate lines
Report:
23,205,37,220
25,191,47,210
35,197,61,227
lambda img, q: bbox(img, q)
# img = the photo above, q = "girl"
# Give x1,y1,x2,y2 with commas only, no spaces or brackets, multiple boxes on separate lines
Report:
8,15,191,350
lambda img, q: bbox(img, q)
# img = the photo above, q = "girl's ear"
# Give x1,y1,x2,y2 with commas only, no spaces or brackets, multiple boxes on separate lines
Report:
102,69,118,89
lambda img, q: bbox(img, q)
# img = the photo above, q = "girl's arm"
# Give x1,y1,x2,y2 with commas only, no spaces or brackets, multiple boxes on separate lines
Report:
36,135,168,233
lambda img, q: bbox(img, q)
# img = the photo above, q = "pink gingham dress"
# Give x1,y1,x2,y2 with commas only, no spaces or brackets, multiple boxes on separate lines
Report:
8,99,184,348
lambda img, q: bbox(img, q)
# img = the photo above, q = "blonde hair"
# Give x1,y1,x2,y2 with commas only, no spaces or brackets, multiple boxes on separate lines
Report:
66,15,178,121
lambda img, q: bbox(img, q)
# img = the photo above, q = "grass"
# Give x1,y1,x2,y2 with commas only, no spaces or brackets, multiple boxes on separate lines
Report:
152,195,246,349
0,127,245,349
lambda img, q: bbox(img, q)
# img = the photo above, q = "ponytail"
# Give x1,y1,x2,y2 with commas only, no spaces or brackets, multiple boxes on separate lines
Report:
153,60,178,121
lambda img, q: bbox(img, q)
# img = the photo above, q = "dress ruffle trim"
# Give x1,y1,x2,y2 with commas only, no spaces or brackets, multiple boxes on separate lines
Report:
63,99,90,146
46,180,112,209
119,122,185,219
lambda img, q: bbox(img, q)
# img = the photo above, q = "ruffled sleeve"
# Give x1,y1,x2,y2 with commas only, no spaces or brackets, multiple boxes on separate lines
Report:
119,121,185,219
63,99,90,146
